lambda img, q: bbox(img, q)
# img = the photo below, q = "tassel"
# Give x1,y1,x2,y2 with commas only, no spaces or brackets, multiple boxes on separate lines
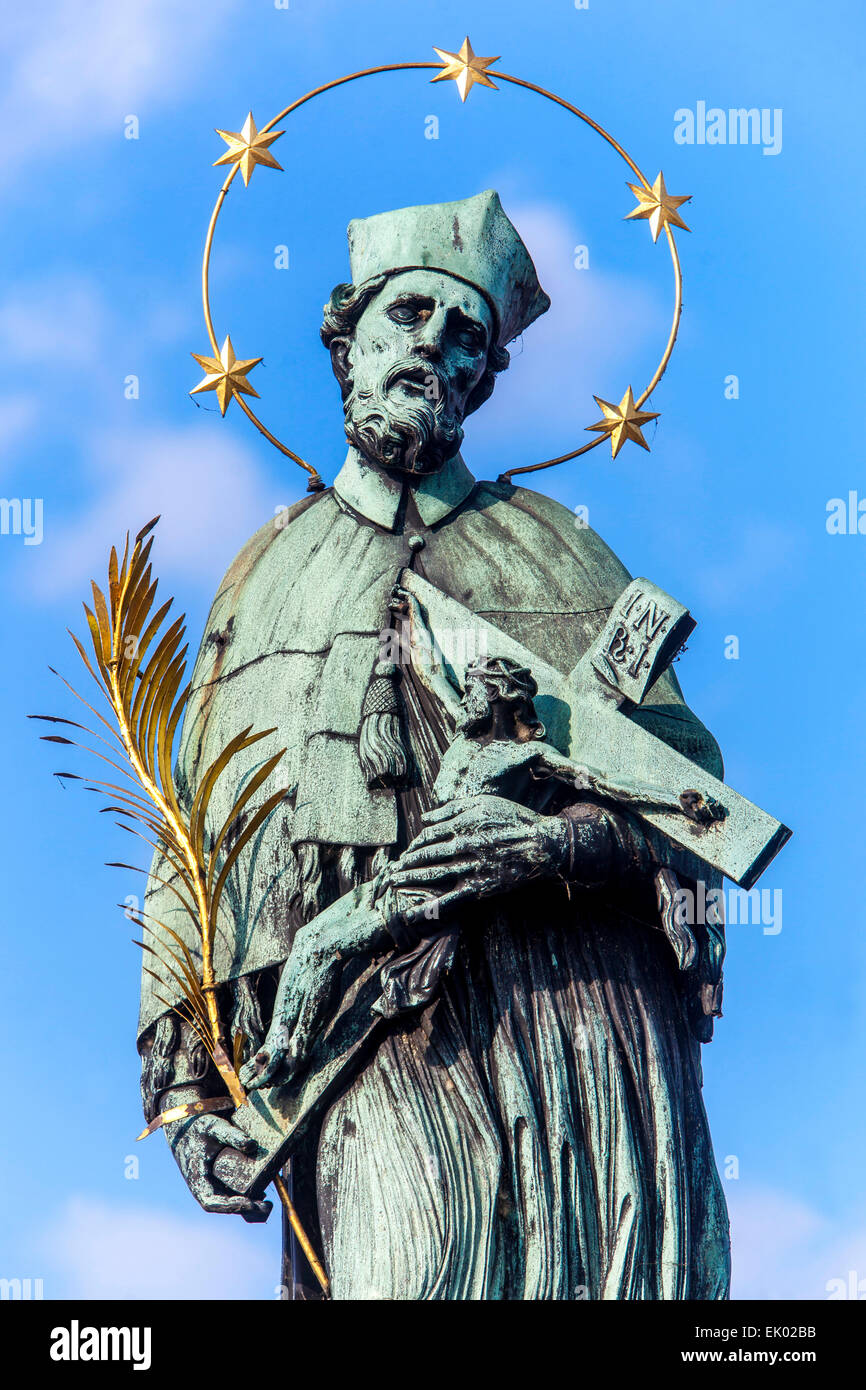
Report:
359,660,410,788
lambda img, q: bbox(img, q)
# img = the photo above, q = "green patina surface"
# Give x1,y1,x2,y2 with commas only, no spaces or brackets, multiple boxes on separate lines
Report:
135,189,766,1300
139,472,720,1031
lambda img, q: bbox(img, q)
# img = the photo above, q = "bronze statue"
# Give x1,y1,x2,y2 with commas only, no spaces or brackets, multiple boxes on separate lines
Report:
136,190,788,1300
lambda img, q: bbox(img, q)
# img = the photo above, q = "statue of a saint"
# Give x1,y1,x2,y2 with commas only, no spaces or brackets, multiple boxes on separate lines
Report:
138,190,731,1300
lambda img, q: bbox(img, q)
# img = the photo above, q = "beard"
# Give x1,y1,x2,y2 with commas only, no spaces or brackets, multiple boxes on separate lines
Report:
343,360,464,476
454,682,493,736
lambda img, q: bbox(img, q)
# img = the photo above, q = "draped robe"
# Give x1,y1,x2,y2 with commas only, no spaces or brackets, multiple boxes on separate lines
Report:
138,463,731,1300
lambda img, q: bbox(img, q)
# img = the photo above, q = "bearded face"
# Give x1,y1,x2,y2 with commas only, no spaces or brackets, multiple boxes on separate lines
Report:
342,357,463,476
454,677,494,735
339,269,496,476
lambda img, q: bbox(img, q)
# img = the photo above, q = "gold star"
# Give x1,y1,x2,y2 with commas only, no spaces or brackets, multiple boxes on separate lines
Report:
624,172,691,242
190,336,262,416
213,112,284,186
586,387,660,458
431,37,500,102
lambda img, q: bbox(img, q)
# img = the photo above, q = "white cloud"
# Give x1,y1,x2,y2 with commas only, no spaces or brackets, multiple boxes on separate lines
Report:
37,1195,279,1299
728,1184,866,1300
0,0,236,182
0,268,285,599
0,276,108,368
0,395,38,459
25,423,282,600
36,1185,866,1301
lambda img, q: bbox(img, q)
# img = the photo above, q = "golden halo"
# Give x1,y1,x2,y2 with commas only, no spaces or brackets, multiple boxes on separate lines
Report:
196,46,688,491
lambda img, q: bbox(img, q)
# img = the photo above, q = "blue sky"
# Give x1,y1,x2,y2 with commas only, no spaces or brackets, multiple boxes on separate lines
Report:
1,0,864,1300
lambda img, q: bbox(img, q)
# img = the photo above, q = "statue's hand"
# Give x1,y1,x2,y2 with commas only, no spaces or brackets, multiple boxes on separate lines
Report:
389,584,424,628
240,931,342,1091
241,885,392,1090
390,585,430,662
166,1091,271,1220
383,794,571,908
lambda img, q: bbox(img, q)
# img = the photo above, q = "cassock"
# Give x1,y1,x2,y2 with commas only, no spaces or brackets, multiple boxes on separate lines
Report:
138,448,731,1300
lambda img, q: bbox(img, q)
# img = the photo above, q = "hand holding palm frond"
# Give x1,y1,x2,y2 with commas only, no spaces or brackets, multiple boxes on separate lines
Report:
35,516,285,1107
32,518,331,1294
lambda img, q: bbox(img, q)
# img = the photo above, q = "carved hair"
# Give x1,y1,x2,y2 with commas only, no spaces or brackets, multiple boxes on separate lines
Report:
321,276,511,415
463,655,546,740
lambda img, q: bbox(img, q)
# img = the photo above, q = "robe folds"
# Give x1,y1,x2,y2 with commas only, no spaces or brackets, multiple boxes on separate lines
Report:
138,475,731,1300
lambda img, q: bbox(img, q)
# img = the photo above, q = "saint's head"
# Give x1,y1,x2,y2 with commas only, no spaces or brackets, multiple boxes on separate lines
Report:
321,190,550,476
457,655,546,744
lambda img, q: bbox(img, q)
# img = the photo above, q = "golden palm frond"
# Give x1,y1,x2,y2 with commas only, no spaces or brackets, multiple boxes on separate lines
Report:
32,517,331,1295
31,516,287,1103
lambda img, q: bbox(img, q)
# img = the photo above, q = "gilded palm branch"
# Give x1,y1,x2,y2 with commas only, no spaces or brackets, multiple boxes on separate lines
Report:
33,517,330,1295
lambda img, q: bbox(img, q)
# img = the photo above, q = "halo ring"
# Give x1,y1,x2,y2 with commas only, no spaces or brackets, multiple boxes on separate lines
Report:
200,60,683,489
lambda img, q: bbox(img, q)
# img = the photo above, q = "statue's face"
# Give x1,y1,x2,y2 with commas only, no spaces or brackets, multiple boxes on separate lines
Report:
343,269,495,475
455,674,494,735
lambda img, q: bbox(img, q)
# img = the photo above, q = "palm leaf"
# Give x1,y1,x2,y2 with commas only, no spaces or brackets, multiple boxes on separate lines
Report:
207,750,286,895
209,785,289,933
189,726,266,863
41,517,288,1098
37,518,328,1291
50,662,119,742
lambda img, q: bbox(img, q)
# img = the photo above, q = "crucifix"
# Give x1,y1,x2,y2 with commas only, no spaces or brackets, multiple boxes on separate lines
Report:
214,568,790,1202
